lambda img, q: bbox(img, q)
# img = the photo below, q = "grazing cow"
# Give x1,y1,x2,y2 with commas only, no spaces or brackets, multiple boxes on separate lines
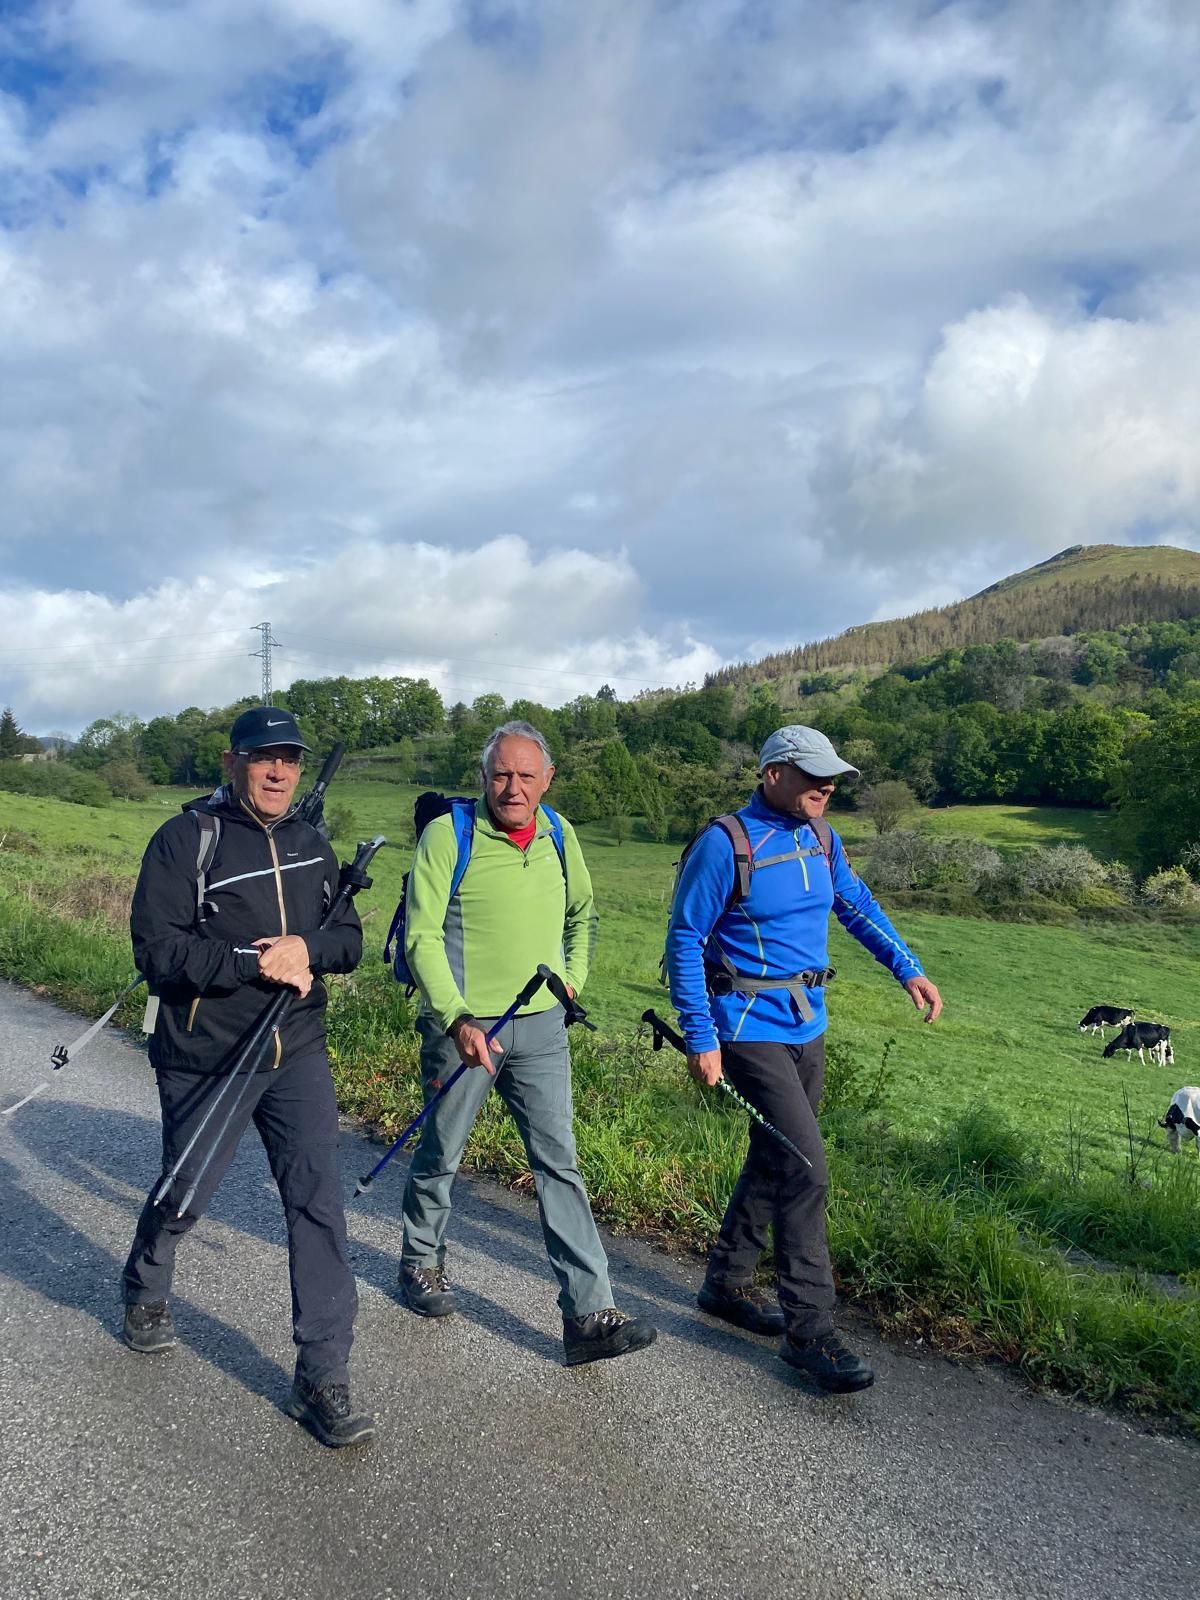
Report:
1159,1087,1200,1154
1102,1022,1174,1067
1078,1005,1133,1035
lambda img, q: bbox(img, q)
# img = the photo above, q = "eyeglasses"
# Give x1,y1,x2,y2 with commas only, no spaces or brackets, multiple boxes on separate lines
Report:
237,750,304,770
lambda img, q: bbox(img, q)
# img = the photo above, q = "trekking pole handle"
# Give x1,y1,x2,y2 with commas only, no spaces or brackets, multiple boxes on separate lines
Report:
537,965,596,1030
297,743,345,827
640,1010,811,1169
354,967,548,1198
641,1008,686,1054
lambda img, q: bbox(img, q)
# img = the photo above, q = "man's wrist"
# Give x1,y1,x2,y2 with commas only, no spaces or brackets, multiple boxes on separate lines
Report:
448,1013,480,1039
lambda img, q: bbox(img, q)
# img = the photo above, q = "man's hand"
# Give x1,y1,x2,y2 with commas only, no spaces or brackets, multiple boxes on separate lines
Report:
687,1049,724,1086
254,935,313,998
450,1015,504,1075
905,975,943,1023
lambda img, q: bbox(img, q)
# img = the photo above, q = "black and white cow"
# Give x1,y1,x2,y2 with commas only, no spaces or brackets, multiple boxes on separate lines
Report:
1102,1022,1174,1067
1159,1087,1200,1154
1078,1005,1134,1035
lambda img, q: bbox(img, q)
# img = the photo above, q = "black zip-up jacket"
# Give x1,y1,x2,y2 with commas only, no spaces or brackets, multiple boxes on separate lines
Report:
130,786,363,1073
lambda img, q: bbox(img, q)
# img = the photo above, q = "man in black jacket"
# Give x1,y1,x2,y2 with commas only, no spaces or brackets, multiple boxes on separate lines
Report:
121,706,372,1448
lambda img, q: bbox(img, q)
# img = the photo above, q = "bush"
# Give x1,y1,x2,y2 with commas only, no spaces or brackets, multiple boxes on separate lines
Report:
325,804,357,844
1140,866,1200,908
0,760,111,807
1008,844,1108,904
865,831,1003,894
100,758,150,800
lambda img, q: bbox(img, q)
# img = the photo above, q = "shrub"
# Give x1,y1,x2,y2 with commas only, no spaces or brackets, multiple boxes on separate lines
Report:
865,831,1003,894
0,760,111,807
325,804,357,843
100,758,150,800
1009,845,1108,904
1140,866,1200,908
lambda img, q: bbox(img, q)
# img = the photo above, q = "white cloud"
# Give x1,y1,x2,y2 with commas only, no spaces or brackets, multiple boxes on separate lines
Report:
2,0,1200,728
0,538,720,730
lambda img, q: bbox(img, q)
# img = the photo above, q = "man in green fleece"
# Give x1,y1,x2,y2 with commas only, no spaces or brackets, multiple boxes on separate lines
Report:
398,720,656,1366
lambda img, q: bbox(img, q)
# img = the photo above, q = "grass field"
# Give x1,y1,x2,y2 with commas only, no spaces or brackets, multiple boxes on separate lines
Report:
2,782,1198,1422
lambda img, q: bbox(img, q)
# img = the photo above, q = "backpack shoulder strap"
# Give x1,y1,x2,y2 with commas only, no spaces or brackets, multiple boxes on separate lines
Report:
194,811,222,919
710,814,753,905
447,799,477,901
809,815,834,873
540,803,568,877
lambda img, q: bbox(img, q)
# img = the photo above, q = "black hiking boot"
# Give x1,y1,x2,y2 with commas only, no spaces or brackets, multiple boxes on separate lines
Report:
780,1331,875,1393
399,1262,457,1318
284,1378,376,1449
563,1307,657,1367
697,1280,785,1336
122,1301,177,1354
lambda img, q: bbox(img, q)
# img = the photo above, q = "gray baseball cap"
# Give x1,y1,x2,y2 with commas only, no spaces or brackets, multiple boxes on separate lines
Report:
758,725,859,780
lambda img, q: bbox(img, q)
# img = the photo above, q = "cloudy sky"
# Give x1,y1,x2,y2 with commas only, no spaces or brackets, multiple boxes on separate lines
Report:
2,0,1199,733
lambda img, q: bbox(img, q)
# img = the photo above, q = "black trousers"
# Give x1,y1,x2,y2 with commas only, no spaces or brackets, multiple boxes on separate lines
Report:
706,1035,834,1340
122,1051,358,1386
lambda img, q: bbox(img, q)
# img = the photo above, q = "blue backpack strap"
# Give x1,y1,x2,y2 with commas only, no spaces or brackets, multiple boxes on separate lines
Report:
540,803,567,875
447,799,477,901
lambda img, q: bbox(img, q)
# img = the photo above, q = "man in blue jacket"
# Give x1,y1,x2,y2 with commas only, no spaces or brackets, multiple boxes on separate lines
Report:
665,725,942,1392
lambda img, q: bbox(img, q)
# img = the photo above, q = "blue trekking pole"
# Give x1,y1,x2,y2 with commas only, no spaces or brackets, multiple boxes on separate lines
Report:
641,1009,813,1169
353,965,551,1198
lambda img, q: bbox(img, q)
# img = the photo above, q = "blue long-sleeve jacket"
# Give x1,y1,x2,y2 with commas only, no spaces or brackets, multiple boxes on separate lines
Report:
665,790,925,1052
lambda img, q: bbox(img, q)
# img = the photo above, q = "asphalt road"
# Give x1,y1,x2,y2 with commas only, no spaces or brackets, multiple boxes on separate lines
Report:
1,979,1196,1600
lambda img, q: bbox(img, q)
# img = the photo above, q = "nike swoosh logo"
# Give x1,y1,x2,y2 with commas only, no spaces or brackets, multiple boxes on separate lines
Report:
266,719,289,727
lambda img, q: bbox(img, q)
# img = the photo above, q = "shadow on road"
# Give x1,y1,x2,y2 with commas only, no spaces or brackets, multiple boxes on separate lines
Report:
4,1091,800,1391
0,1133,290,1404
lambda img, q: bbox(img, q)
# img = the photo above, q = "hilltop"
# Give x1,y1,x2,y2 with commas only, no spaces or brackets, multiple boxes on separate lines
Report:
710,543,1200,690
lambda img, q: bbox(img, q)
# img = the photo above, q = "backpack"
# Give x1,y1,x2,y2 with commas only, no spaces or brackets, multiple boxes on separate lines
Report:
383,793,567,994
659,811,835,986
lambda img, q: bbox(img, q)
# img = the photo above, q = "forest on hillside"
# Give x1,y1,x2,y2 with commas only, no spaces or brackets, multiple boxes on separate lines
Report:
712,572,1200,684
5,614,1200,877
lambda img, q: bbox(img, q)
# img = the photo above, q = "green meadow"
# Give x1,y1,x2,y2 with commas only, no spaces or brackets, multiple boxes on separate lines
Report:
2,781,1198,1422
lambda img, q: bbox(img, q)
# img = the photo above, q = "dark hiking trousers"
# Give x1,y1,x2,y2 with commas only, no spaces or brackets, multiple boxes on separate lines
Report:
122,1050,358,1386
706,1035,834,1341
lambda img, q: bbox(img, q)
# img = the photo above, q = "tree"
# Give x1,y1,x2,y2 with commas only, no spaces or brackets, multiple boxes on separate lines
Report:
0,707,23,759
1119,704,1200,869
636,757,671,843
860,780,917,835
608,812,631,848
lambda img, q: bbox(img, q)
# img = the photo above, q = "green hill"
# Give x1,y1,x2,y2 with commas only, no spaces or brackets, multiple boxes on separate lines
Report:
712,543,1200,690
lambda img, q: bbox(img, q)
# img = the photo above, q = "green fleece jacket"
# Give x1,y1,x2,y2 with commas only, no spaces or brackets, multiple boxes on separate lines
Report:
403,801,599,1032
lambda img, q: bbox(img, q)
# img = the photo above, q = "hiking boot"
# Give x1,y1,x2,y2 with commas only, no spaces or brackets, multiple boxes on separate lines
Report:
697,1280,785,1336
399,1262,457,1318
780,1331,875,1393
122,1301,177,1354
563,1307,657,1367
284,1378,376,1449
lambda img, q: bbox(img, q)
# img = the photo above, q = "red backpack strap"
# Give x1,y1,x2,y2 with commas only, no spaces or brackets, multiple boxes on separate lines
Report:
710,814,754,905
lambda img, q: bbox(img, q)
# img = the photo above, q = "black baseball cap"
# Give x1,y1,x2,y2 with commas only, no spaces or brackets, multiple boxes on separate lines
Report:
229,706,311,753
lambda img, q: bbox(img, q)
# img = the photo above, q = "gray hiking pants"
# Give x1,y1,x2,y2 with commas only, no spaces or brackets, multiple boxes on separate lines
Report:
400,1009,613,1319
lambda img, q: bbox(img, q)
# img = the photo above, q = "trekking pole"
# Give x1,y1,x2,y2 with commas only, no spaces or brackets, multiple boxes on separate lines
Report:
2,973,149,1117
641,1009,812,1168
353,966,551,1199
165,835,386,1219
